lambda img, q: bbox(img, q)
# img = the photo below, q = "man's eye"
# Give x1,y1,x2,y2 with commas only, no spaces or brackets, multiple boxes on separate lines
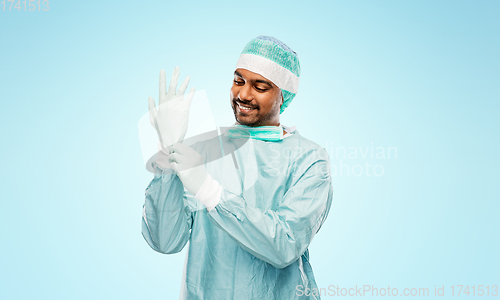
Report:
234,80,244,85
255,87,267,92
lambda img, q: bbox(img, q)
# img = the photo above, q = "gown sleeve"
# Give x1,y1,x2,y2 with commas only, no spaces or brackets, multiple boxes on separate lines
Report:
141,166,194,254
207,147,334,269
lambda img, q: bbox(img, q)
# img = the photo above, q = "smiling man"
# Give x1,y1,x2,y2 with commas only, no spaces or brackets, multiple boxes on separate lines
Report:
142,36,334,300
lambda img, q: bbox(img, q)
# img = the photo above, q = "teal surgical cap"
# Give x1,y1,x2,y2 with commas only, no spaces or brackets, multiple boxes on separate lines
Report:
236,36,301,114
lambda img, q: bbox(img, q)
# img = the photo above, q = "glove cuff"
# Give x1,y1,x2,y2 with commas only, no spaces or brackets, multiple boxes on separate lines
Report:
152,142,174,173
194,174,222,211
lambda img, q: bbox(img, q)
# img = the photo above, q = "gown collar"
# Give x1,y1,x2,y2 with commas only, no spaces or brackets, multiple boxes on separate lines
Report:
225,123,296,142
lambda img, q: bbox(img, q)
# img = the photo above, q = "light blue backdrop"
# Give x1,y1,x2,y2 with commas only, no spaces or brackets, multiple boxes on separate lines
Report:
1,0,498,299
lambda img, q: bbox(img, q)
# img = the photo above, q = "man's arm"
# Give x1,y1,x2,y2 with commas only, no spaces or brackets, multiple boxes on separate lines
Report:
206,148,333,269
142,167,193,254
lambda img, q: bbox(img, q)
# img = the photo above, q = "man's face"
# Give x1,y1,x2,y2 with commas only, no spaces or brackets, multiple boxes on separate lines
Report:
230,68,283,127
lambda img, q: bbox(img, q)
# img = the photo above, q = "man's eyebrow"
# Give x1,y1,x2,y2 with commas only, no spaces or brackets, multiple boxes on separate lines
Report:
234,71,273,88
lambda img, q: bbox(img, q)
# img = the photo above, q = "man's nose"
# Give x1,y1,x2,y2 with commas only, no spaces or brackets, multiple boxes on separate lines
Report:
238,83,253,101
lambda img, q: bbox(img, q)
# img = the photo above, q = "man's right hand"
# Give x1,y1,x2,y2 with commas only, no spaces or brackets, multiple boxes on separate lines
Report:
148,66,195,148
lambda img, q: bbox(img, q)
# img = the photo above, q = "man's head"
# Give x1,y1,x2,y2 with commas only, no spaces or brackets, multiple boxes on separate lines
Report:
230,36,300,127
231,68,283,126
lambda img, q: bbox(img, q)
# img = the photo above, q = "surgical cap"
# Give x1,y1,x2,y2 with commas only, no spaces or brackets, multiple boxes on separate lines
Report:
236,36,301,114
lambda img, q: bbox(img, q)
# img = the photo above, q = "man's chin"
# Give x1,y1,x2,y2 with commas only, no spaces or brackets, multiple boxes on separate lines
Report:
234,115,257,127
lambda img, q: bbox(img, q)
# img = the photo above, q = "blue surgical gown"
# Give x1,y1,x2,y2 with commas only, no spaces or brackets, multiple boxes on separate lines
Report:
142,128,334,299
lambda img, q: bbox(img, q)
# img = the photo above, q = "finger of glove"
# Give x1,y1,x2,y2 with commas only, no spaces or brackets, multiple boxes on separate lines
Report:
168,153,180,164
170,142,194,156
168,155,191,173
159,69,167,104
171,143,204,168
161,143,172,155
171,153,193,166
177,75,190,97
166,66,180,101
184,87,195,109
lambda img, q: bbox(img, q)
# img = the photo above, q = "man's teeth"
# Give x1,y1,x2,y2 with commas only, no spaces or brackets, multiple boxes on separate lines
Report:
238,103,255,110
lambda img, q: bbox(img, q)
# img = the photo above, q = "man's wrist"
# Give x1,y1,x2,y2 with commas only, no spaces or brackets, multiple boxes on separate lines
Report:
194,174,222,211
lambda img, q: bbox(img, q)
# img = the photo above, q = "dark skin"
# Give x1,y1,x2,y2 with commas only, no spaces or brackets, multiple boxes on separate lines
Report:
230,68,287,135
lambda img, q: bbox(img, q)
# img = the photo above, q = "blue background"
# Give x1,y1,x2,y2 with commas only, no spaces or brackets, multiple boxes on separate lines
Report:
1,0,498,299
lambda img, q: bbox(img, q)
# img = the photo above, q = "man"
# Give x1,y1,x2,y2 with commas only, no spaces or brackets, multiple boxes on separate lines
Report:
142,36,334,299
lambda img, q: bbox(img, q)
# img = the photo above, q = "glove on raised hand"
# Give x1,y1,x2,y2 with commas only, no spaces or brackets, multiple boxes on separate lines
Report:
148,66,195,148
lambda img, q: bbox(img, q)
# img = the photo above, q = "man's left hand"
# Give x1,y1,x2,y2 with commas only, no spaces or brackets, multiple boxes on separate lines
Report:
166,142,209,196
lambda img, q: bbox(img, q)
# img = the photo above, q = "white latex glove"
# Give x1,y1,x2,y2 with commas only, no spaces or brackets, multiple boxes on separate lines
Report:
166,142,222,210
148,66,195,148
153,142,173,171
166,142,208,195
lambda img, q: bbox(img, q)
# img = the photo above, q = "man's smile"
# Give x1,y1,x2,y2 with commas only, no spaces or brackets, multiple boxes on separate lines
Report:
234,100,257,113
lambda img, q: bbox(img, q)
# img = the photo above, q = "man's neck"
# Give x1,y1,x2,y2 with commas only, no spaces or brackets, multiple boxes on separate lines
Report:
234,121,286,135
